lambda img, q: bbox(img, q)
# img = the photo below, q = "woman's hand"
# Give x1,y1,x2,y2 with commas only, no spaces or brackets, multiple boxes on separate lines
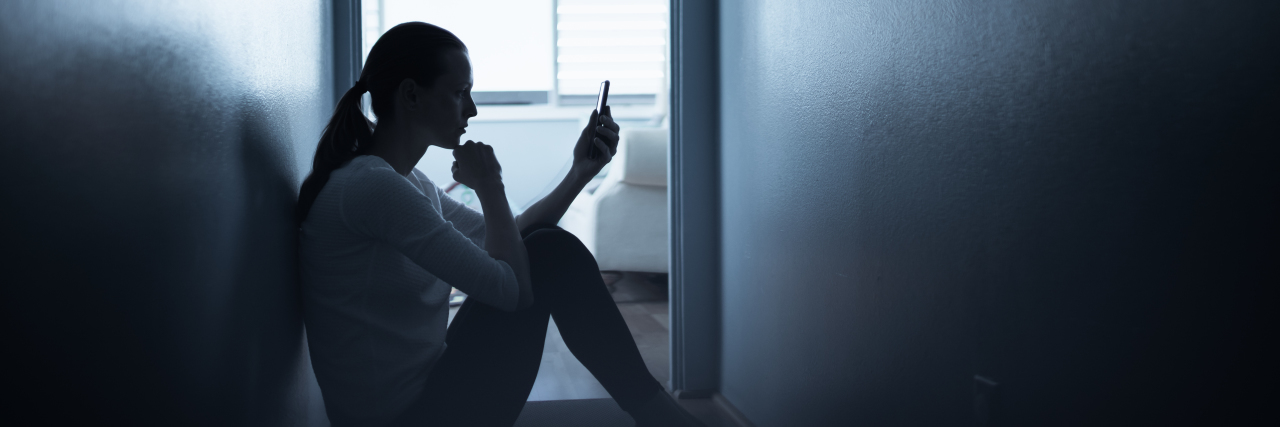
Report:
452,140,503,192
571,106,621,175
513,107,621,232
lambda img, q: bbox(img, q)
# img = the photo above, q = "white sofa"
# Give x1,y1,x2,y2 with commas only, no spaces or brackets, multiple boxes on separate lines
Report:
559,127,668,273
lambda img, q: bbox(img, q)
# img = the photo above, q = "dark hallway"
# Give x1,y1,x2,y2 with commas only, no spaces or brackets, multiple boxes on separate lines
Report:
2,0,1277,426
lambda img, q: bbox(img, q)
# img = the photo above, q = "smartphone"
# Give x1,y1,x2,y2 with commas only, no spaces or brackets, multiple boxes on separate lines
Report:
589,80,610,160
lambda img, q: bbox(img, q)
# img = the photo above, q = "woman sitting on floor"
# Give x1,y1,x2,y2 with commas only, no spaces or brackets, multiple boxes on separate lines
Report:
296,22,705,427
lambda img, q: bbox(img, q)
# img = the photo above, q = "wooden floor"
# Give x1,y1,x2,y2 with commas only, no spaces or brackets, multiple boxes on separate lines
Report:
448,273,745,426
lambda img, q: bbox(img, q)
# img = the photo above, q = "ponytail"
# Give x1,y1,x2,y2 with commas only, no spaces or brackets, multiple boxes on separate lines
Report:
296,80,373,225
296,22,466,226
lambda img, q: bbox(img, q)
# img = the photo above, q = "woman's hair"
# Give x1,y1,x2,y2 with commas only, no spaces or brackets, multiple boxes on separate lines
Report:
296,22,467,225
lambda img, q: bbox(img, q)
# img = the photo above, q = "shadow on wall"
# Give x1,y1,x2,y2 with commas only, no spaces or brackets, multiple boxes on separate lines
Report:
0,1,328,425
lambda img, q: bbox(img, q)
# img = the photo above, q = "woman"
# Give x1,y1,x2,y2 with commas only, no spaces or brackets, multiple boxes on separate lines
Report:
297,23,704,427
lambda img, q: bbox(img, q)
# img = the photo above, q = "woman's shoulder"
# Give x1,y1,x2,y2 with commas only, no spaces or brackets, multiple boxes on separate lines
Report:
408,167,434,185
332,155,405,187
407,168,440,194
329,156,439,215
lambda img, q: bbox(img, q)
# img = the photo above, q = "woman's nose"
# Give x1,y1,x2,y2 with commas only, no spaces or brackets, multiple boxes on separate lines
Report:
464,95,478,118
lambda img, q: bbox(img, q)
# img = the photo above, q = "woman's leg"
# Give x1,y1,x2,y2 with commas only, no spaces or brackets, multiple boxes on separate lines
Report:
404,225,661,426
406,284,552,426
519,225,664,412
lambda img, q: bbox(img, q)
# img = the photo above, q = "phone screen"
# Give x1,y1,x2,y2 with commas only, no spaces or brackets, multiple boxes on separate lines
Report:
589,80,610,159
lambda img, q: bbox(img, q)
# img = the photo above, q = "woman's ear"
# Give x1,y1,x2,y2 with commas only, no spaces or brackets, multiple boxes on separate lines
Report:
398,78,419,111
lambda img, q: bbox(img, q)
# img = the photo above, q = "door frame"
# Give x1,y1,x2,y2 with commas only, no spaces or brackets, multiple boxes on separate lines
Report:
668,0,721,398
332,0,362,105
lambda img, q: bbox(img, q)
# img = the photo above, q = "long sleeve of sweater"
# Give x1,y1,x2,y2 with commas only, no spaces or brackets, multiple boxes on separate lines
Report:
340,164,519,311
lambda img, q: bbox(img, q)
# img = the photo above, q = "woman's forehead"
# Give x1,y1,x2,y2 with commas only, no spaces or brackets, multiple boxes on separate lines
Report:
440,50,473,83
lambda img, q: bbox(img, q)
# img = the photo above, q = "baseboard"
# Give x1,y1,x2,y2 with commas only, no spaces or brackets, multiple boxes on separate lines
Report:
711,393,757,427
672,389,714,399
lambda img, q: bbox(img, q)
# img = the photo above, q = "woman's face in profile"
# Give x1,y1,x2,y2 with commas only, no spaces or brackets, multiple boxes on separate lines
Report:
411,49,477,151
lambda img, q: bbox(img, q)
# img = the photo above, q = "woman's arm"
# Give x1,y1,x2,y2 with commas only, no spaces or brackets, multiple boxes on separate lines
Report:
473,181,533,310
516,107,621,231
453,141,534,310
516,164,594,232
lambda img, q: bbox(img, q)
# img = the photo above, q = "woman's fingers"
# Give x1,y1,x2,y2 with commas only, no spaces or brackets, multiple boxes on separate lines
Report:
454,140,487,159
595,124,620,156
600,108,620,133
579,109,599,139
595,125,618,143
599,106,620,156
453,140,475,157
452,140,503,186
592,137,613,162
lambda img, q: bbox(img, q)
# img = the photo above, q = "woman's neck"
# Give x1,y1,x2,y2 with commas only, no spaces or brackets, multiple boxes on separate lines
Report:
367,119,421,176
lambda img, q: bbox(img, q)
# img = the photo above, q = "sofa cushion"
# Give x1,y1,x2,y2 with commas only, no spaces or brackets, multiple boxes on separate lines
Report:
614,127,667,187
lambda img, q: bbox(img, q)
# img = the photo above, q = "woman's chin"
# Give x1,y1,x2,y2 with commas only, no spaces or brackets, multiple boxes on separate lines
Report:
432,139,461,150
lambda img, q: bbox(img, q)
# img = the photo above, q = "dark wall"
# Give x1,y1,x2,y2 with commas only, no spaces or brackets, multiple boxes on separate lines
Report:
718,1,1278,425
0,1,331,424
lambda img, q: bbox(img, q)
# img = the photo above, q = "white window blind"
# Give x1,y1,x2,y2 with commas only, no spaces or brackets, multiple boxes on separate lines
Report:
362,0,555,104
556,0,668,104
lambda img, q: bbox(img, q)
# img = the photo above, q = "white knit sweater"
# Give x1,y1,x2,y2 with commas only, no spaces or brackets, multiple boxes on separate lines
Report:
299,155,519,425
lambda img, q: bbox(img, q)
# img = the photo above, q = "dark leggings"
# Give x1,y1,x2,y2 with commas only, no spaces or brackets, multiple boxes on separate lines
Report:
397,225,663,426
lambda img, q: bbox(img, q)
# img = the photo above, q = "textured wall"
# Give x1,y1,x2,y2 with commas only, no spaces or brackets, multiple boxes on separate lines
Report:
718,1,1278,425
0,1,331,424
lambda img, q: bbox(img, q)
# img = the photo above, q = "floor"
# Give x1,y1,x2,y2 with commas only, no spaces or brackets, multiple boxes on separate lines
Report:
513,397,745,427
448,272,743,427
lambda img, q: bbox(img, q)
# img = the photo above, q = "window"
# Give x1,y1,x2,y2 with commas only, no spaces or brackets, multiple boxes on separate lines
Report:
358,0,669,213
361,0,667,107
556,0,668,105
363,0,554,105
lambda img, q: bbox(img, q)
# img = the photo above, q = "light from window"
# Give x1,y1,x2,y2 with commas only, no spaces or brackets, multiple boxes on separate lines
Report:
556,0,668,104
360,0,669,108
363,0,554,96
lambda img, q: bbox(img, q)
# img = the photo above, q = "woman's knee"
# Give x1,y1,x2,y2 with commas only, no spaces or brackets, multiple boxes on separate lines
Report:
522,227,598,274
519,222,560,239
522,226,583,251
